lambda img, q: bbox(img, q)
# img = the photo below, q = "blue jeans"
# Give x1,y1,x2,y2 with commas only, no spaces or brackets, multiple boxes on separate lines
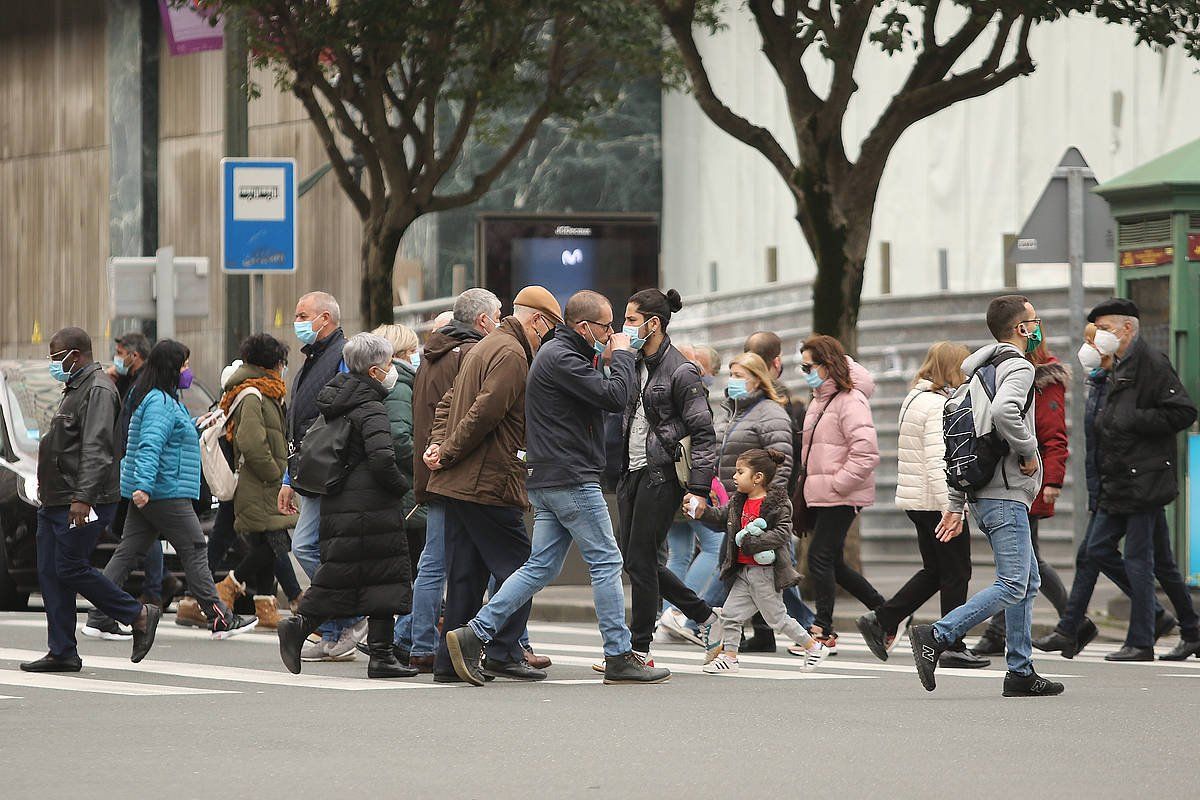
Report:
664,520,723,613
292,494,359,642
395,501,445,657
933,498,1039,675
469,483,632,657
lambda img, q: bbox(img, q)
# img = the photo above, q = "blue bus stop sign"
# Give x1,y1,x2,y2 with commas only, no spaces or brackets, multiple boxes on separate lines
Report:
221,157,297,273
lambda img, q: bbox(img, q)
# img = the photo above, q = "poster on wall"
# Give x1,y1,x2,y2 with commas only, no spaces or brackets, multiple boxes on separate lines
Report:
159,1,223,56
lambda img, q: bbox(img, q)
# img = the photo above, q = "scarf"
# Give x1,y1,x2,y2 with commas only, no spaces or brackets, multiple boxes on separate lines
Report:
220,374,288,440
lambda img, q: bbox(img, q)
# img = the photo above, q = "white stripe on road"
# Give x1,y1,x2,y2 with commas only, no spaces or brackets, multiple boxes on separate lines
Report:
542,653,873,680
0,694,20,700
0,669,234,696
0,648,442,692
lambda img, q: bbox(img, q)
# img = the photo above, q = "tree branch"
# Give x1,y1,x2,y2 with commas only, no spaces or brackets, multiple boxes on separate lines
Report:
290,79,370,219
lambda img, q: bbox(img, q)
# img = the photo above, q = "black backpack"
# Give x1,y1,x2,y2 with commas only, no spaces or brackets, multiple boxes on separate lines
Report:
291,413,355,496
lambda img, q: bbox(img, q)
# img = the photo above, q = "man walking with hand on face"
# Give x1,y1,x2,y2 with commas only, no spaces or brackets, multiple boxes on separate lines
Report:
445,290,671,686
909,295,1064,697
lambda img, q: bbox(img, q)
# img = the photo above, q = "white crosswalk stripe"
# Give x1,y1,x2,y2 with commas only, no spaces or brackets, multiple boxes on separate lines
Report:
0,670,234,696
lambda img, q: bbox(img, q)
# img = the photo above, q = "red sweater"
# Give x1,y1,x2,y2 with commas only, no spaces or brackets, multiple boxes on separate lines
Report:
1030,360,1070,519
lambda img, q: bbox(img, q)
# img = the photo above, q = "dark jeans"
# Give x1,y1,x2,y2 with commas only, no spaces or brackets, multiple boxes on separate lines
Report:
36,504,142,658
617,468,713,653
808,505,884,635
435,498,534,673
113,497,164,598
983,516,1067,640
875,510,972,648
1057,509,1169,642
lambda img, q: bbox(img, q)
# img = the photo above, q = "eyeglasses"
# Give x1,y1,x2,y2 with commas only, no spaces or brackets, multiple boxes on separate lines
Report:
1015,318,1041,330
800,362,820,374
582,320,614,336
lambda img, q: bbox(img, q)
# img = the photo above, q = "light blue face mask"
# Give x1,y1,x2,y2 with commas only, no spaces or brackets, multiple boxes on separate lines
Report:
726,378,748,399
113,355,129,376
622,324,647,351
48,350,77,383
294,320,317,345
804,369,825,390
410,351,422,369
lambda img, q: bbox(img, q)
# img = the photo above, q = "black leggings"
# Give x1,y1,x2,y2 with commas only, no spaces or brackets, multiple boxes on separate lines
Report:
807,505,884,635
875,510,972,646
232,530,292,596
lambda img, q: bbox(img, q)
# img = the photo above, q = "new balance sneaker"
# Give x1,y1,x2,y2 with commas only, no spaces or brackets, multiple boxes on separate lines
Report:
1002,669,1065,697
81,618,132,641
702,653,740,675
798,641,829,673
909,624,943,692
301,639,330,662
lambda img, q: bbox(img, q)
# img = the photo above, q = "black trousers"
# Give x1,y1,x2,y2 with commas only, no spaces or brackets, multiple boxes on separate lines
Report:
232,530,292,596
875,510,972,647
617,468,713,653
434,498,533,673
808,505,884,635
301,615,394,647
983,515,1068,639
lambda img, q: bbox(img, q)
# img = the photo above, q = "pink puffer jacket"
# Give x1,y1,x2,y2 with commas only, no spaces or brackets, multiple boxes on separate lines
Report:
801,357,880,508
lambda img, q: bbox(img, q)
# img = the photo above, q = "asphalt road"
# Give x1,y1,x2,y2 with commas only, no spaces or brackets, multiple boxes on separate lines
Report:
1,610,1196,799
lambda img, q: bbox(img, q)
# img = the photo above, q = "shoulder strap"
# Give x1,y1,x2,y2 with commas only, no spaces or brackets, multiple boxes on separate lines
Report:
801,391,841,473
898,389,934,426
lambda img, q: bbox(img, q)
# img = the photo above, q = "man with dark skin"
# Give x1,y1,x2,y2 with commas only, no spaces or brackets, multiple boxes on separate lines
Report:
21,328,161,672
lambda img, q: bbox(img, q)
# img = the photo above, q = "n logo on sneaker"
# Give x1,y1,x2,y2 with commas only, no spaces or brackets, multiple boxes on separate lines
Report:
921,645,936,663
1033,679,1047,692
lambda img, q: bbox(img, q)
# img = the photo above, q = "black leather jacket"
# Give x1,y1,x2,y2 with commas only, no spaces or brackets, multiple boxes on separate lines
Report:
37,362,122,508
621,336,717,494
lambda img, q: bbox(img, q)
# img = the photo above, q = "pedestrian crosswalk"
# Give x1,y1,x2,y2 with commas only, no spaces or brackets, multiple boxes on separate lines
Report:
0,614,1196,701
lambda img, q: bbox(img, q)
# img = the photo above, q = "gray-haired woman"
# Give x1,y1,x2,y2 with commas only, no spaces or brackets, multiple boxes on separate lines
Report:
277,333,415,678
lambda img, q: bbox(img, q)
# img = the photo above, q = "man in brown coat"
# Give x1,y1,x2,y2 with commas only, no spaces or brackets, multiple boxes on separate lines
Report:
425,287,562,682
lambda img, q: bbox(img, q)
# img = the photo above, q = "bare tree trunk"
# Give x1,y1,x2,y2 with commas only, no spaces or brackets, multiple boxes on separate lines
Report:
359,216,407,328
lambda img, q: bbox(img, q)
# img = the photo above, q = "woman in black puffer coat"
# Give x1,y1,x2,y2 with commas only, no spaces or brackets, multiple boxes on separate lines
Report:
277,333,414,679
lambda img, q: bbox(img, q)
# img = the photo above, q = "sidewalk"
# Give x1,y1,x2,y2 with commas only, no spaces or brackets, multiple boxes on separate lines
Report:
531,563,1153,643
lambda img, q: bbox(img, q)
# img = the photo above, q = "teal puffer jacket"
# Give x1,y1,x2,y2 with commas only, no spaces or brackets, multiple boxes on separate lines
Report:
120,388,202,500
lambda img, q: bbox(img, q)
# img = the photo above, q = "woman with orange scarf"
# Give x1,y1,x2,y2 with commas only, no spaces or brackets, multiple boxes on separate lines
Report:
213,333,299,628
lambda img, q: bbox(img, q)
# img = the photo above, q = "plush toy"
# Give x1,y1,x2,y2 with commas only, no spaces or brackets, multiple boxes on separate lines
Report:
753,549,776,565
734,517,767,546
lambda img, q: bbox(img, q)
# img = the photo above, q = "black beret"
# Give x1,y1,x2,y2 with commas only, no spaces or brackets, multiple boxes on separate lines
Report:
1087,297,1139,323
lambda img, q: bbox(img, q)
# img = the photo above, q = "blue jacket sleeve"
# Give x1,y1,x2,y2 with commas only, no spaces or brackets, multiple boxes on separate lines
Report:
129,391,171,497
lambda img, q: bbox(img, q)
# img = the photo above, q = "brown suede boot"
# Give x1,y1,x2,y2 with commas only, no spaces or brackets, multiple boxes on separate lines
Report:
215,572,245,614
174,596,209,628
254,596,280,629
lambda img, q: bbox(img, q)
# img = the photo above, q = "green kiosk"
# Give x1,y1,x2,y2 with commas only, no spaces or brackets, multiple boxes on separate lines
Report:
1095,139,1200,586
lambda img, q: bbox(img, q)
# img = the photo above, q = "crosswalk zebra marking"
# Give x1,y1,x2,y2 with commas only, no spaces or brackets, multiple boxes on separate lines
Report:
0,670,235,697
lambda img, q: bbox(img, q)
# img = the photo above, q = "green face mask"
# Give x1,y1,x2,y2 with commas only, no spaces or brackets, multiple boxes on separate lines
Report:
1023,323,1043,354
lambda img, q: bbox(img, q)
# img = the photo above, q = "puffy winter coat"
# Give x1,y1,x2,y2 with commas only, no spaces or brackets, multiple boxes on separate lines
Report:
713,391,794,493
384,360,421,526
225,364,296,534
702,486,801,592
1096,336,1197,515
120,388,202,501
894,379,951,512
1030,359,1070,519
801,358,879,508
300,372,412,618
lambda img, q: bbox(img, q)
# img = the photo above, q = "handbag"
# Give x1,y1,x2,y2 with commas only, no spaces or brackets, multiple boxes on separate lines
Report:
791,391,840,536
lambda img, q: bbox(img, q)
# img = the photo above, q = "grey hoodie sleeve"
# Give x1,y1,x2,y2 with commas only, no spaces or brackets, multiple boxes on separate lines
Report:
993,359,1038,459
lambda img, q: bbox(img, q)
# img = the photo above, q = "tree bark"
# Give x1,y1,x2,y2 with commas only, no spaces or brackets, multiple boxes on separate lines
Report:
359,215,408,328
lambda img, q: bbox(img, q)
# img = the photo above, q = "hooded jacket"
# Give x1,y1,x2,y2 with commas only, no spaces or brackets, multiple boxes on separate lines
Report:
1030,359,1070,519
300,372,412,618
225,363,297,534
702,486,801,593
621,335,717,494
38,362,122,508
427,317,533,509
1095,336,1197,514
946,343,1041,512
412,321,484,504
712,391,794,493
525,326,636,490
801,357,880,508
894,379,952,512
383,360,421,525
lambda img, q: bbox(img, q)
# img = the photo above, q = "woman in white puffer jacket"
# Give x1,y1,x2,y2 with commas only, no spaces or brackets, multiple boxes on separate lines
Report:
855,342,988,668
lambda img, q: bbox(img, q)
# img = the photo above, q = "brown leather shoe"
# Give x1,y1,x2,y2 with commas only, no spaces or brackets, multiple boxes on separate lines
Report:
215,572,245,614
524,646,552,670
174,595,209,628
408,655,435,674
254,596,280,629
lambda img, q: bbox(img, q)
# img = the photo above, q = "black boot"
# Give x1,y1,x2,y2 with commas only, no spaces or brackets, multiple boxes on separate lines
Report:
278,614,318,674
445,626,486,686
368,641,418,679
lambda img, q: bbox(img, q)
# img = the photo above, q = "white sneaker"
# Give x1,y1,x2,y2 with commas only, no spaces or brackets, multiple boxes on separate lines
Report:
301,639,329,662
659,608,703,646
702,653,739,675
799,642,830,673
324,625,363,660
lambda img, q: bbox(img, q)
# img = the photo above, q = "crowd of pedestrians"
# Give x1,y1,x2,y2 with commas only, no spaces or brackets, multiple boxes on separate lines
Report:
21,283,1200,695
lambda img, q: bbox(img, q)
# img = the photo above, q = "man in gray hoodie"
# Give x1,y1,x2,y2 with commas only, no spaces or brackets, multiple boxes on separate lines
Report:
909,295,1065,698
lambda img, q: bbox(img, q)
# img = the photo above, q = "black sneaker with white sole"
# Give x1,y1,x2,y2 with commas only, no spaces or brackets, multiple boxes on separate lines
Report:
211,610,259,640
856,611,889,662
81,618,132,641
909,624,943,692
1002,669,1065,697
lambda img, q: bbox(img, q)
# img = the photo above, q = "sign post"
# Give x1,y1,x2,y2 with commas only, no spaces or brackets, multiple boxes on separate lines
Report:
221,157,298,334
108,250,210,338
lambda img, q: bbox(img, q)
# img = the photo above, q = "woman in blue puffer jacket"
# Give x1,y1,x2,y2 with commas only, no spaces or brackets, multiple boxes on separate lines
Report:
84,340,257,640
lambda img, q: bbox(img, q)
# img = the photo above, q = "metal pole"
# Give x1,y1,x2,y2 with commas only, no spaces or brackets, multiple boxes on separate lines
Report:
155,246,176,341
250,274,265,332
223,13,250,361
938,248,949,292
1067,167,1089,552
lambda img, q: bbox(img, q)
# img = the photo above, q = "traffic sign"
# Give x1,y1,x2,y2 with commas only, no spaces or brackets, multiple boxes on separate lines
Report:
220,157,298,274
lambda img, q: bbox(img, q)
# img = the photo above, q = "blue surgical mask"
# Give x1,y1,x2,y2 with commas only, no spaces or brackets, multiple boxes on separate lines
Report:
294,320,317,345
592,337,607,359
113,355,129,376
48,350,77,383
804,370,825,390
623,324,647,351
410,351,421,369
726,378,748,399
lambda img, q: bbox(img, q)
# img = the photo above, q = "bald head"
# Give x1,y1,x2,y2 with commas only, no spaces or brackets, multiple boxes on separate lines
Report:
50,327,92,356
744,330,783,378
564,291,611,326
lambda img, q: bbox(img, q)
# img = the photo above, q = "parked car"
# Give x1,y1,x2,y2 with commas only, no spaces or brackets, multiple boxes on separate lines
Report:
0,359,219,610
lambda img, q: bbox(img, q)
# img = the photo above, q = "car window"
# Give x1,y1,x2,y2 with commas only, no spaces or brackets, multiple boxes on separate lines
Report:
179,382,217,420
2,363,59,459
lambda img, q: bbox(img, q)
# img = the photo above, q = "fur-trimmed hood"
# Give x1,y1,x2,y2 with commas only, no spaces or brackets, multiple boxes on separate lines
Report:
1035,357,1070,390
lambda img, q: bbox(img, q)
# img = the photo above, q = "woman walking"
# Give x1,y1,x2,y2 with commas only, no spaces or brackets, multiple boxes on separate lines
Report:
84,340,257,639
214,334,299,629
855,342,988,667
799,335,885,650
277,333,416,678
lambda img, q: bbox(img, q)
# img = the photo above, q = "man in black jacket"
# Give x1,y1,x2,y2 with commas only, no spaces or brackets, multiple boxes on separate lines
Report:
445,291,670,685
1087,298,1200,661
22,328,161,672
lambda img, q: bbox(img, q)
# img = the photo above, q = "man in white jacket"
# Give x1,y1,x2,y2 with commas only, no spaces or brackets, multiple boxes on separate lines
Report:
908,295,1065,698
